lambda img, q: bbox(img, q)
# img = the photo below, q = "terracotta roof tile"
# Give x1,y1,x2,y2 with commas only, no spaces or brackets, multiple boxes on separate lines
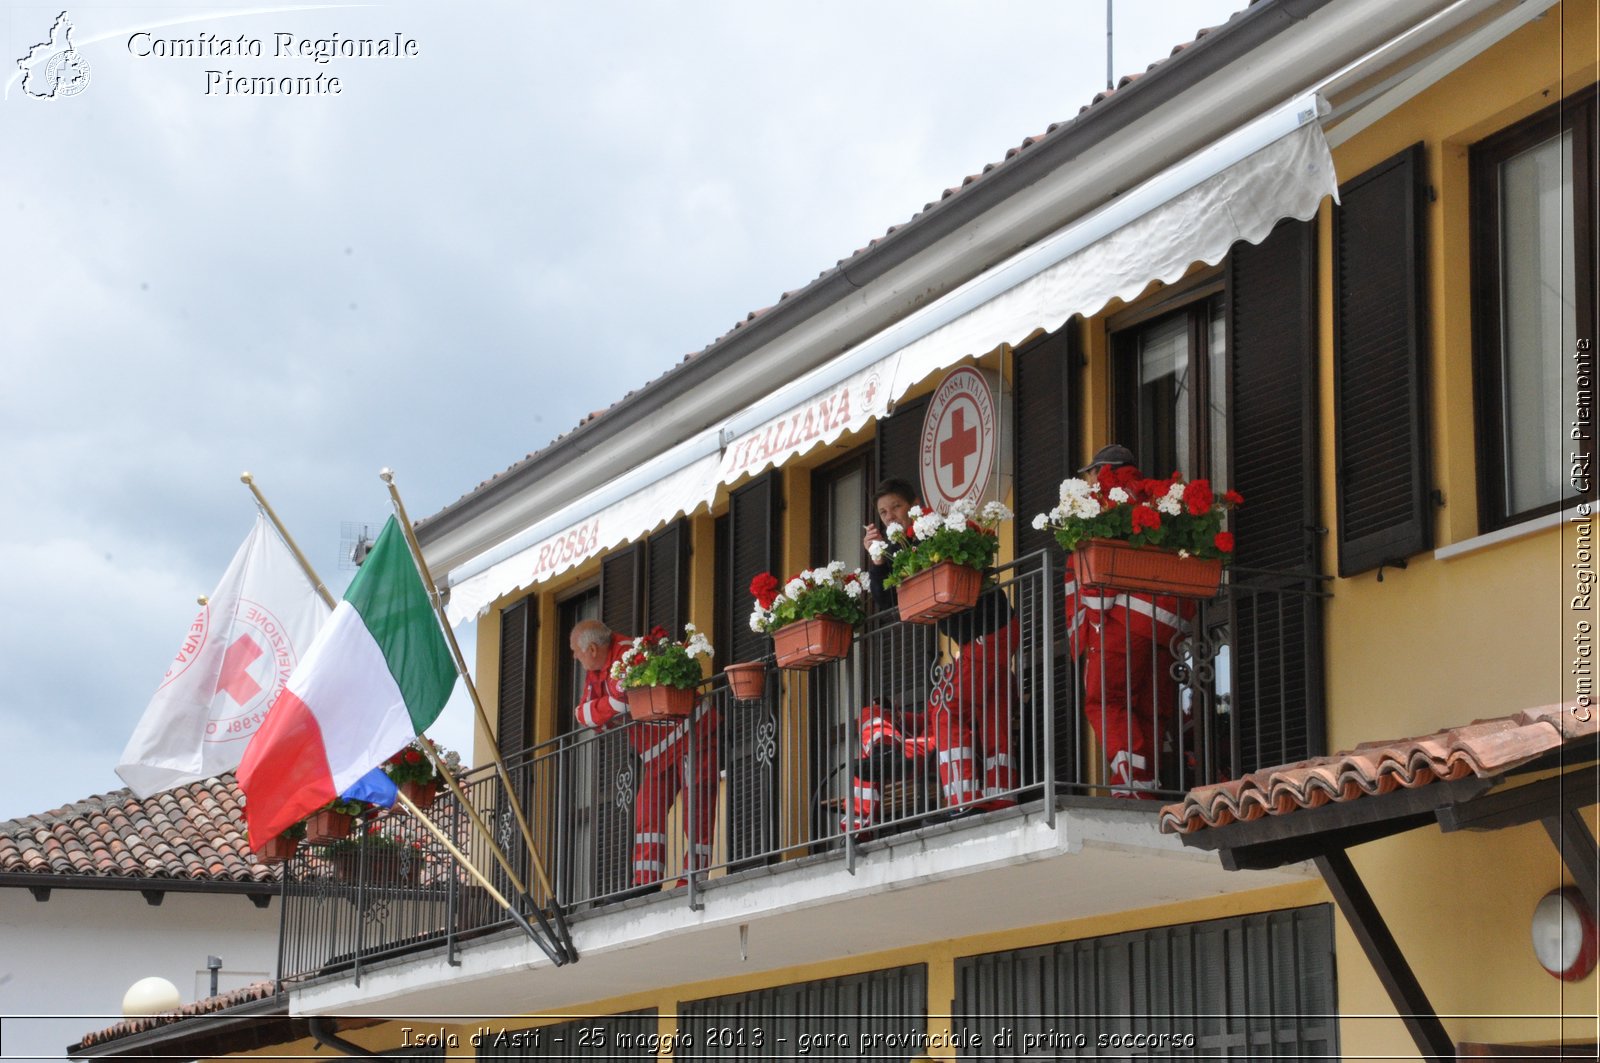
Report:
0,775,277,885
74,980,282,1050
1159,703,1597,835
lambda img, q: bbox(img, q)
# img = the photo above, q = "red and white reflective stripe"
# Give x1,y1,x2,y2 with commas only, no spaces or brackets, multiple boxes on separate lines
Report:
634,858,664,872
635,832,666,845
637,719,691,763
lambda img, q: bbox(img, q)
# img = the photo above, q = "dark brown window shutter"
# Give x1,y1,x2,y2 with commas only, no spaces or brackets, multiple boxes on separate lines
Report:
1012,322,1079,561
1228,216,1327,771
600,543,643,636
645,519,689,636
725,471,782,865
726,472,781,665
1333,143,1432,576
495,597,535,760
874,393,930,492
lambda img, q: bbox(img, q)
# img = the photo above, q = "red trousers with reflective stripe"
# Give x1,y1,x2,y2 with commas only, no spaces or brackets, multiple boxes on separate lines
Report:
632,708,719,885
1081,616,1177,794
848,618,1018,828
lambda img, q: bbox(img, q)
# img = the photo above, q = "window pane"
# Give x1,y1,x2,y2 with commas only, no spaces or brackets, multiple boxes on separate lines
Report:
1208,296,1229,493
1136,313,1191,477
1499,129,1575,515
828,465,863,563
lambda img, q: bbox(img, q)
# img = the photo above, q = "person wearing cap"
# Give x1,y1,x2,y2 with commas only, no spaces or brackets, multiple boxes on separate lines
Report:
1064,445,1194,797
845,479,1019,834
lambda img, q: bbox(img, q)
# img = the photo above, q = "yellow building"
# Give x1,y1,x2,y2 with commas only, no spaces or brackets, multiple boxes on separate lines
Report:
74,0,1596,1060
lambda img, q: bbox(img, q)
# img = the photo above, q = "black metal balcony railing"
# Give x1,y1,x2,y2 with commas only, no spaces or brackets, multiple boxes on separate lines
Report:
278,552,1328,981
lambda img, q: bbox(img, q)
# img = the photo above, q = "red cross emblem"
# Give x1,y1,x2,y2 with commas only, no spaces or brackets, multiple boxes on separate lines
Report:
938,406,980,490
215,635,263,705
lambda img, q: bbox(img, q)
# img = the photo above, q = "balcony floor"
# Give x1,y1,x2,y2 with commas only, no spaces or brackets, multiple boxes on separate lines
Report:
290,800,1317,1018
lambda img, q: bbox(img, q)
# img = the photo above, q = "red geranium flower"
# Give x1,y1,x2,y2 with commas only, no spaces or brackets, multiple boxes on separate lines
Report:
405,749,422,764
1115,465,1142,489
649,625,669,644
750,572,780,609
1223,489,1244,506
1131,505,1161,534
1097,465,1119,494
1183,479,1214,516
1213,531,1235,553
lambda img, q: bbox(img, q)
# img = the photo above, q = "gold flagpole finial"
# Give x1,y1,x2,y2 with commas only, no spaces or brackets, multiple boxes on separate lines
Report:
196,595,209,606
239,471,253,485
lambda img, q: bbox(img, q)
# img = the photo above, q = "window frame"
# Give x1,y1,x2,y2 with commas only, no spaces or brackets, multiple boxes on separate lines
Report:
1108,272,1228,486
1470,87,1598,532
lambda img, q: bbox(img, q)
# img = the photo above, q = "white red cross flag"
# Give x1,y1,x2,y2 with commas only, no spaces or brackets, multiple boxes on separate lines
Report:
116,514,330,798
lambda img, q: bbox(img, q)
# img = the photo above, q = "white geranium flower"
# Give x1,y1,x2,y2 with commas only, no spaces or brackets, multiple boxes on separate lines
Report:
785,577,806,598
944,511,969,533
749,611,767,632
1108,487,1129,504
1165,481,1186,502
1178,549,1191,559
912,512,943,539
1031,513,1049,531
813,566,835,586
1059,478,1092,501
827,560,847,577
1070,496,1103,519
884,521,904,540
867,540,890,564
1157,495,1182,516
844,581,862,599
980,501,1012,522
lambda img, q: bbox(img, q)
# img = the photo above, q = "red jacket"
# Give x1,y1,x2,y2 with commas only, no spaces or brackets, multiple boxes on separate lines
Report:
1063,554,1196,657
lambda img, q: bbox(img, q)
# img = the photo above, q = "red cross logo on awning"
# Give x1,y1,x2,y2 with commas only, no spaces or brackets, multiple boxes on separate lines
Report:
938,406,980,491
215,635,263,705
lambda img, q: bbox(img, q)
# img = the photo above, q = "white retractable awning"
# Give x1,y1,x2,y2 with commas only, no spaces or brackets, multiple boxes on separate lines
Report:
444,95,1339,624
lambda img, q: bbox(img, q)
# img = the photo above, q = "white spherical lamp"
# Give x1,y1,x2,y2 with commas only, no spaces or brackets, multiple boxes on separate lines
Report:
121,976,181,1016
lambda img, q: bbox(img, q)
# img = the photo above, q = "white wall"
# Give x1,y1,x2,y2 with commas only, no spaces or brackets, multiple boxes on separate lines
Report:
0,886,279,1062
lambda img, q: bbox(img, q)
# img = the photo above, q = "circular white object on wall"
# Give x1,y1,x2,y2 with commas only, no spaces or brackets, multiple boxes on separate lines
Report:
1531,887,1597,982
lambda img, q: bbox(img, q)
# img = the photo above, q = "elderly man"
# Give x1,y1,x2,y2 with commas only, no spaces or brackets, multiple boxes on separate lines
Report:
569,619,718,892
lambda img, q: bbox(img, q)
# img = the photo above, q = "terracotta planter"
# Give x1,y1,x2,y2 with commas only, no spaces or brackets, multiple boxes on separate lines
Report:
256,833,299,865
630,684,696,720
304,809,354,844
1074,538,1223,600
724,662,767,701
895,560,984,624
398,780,438,810
772,616,853,669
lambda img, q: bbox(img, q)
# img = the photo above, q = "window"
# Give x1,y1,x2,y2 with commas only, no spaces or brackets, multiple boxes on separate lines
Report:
1472,89,1598,529
955,906,1338,1057
1113,285,1229,490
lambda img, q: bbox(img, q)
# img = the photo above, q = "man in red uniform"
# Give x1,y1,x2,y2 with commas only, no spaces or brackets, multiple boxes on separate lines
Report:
1064,445,1195,797
570,619,718,890
847,479,1019,832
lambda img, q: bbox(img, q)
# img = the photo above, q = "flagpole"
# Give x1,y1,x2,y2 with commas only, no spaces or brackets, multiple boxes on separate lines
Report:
239,472,544,933
395,790,567,966
240,472,336,610
379,469,574,955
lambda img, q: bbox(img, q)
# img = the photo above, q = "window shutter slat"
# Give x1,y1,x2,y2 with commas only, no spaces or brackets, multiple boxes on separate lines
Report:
1012,323,1078,562
874,393,929,491
1229,216,1326,770
1333,143,1432,576
645,520,689,635
495,598,533,760
726,472,781,864
600,544,643,635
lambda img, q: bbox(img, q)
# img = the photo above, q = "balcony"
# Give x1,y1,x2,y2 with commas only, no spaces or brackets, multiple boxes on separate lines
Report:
278,553,1327,995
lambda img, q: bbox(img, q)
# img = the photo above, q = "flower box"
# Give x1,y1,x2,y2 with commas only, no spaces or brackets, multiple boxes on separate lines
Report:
398,780,438,810
1074,538,1222,600
772,616,853,669
330,850,416,888
895,560,984,624
723,662,767,701
630,684,696,720
256,833,299,865
304,809,354,844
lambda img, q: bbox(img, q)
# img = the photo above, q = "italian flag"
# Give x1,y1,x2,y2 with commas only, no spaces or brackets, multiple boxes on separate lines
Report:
239,515,456,848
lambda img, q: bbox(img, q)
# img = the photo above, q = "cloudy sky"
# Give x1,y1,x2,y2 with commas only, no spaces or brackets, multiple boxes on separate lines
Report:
0,0,1247,822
